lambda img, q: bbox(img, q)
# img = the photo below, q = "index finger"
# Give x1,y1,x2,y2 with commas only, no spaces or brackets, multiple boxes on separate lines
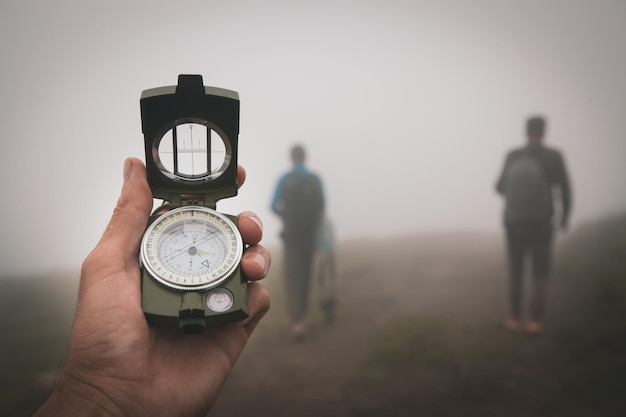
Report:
237,165,246,188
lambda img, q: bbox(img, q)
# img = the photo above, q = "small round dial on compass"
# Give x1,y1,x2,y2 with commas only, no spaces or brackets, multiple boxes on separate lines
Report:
140,206,243,291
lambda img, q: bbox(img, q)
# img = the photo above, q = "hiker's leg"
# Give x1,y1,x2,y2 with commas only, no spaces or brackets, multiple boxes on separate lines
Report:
299,240,315,318
284,240,307,323
506,223,525,321
530,222,553,322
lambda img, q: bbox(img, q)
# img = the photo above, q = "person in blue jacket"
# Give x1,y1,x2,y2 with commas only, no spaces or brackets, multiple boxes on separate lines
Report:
271,144,325,340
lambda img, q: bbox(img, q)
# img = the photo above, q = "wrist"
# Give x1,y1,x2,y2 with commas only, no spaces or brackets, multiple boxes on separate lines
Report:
34,370,125,417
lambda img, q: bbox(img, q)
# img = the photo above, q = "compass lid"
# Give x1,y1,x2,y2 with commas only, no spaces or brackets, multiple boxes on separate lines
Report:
140,75,240,206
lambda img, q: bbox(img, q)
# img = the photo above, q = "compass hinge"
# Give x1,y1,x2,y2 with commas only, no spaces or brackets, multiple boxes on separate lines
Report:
181,199,217,210
168,193,217,210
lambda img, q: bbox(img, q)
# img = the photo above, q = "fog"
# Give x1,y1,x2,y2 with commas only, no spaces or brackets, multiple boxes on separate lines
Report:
1,0,625,275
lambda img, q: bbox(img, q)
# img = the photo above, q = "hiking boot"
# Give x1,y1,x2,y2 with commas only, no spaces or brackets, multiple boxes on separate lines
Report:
525,321,544,335
291,322,306,342
504,317,521,331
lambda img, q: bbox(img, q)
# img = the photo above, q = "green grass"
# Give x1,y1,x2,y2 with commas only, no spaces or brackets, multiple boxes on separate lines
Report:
355,214,626,417
2,214,626,417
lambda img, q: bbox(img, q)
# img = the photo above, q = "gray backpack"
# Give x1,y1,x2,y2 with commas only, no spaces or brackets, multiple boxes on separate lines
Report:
281,172,324,238
504,153,552,223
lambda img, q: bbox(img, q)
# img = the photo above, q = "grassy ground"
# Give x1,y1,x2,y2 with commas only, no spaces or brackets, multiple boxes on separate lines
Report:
210,214,626,417
1,213,625,417
345,213,626,417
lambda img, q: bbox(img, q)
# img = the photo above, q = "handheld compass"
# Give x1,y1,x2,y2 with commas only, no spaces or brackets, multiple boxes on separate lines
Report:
139,74,247,334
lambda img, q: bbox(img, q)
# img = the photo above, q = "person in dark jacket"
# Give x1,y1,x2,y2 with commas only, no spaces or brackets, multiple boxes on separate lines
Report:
496,116,572,335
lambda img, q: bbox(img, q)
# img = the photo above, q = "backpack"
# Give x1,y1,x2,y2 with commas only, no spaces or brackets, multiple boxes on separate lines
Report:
504,152,552,223
281,172,324,237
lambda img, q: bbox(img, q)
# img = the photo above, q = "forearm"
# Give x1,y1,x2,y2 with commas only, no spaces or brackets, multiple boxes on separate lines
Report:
556,154,572,222
561,183,572,221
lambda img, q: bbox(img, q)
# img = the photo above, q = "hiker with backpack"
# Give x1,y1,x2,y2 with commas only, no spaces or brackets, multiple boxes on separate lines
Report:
271,144,325,340
495,116,572,335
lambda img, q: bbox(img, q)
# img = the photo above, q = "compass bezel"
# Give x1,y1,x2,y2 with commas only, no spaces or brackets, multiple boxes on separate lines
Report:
140,206,244,292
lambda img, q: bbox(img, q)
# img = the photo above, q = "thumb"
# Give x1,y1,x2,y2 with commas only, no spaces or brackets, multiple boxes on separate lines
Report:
104,158,153,254
87,158,153,274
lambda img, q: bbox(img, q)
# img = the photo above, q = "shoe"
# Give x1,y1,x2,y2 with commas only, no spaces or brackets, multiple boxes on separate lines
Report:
525,321,543,335
291,322,306,342
504,317,521,331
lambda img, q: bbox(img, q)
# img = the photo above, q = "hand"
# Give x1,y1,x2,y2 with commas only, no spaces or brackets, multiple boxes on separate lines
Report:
34,158,271,417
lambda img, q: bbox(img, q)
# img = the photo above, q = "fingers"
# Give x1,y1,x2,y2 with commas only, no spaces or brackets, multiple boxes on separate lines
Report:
242,282,271,336
238,211,263,245
241,245,271,281
239,211,271,280
237,165,246,189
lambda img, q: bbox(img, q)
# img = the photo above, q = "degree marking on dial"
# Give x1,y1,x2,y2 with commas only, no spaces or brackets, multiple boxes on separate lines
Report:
142,206,243,289
161,229,221,263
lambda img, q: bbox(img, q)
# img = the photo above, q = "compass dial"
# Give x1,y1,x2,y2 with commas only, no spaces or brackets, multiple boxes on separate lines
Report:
140,206,243,291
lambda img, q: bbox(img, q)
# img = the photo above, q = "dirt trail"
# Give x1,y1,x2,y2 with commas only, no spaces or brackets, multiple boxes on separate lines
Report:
209,234,508,416
3,224,621,417
3,218,624,417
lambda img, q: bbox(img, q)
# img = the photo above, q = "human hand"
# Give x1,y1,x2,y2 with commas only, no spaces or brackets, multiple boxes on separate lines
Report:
34,158,271,417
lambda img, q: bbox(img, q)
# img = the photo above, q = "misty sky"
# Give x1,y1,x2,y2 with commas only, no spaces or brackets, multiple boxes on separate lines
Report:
1,0,625,275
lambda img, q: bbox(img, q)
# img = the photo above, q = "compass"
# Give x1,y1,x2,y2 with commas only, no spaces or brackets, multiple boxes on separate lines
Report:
139,75,248,334
140,206,243,291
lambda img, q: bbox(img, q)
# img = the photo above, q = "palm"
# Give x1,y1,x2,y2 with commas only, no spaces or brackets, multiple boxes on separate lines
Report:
71,259,259,417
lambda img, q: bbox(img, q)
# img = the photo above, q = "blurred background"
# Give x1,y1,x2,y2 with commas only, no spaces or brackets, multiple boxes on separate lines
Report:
1,1,625,416
1,0,625,275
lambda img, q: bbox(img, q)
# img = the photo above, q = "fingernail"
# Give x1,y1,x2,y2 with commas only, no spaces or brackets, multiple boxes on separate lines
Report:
245,213,263,232
247,252,269,275
123,158,132,182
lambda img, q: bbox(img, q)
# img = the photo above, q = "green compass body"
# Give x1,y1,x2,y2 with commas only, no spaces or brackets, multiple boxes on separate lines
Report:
139,75,247,334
